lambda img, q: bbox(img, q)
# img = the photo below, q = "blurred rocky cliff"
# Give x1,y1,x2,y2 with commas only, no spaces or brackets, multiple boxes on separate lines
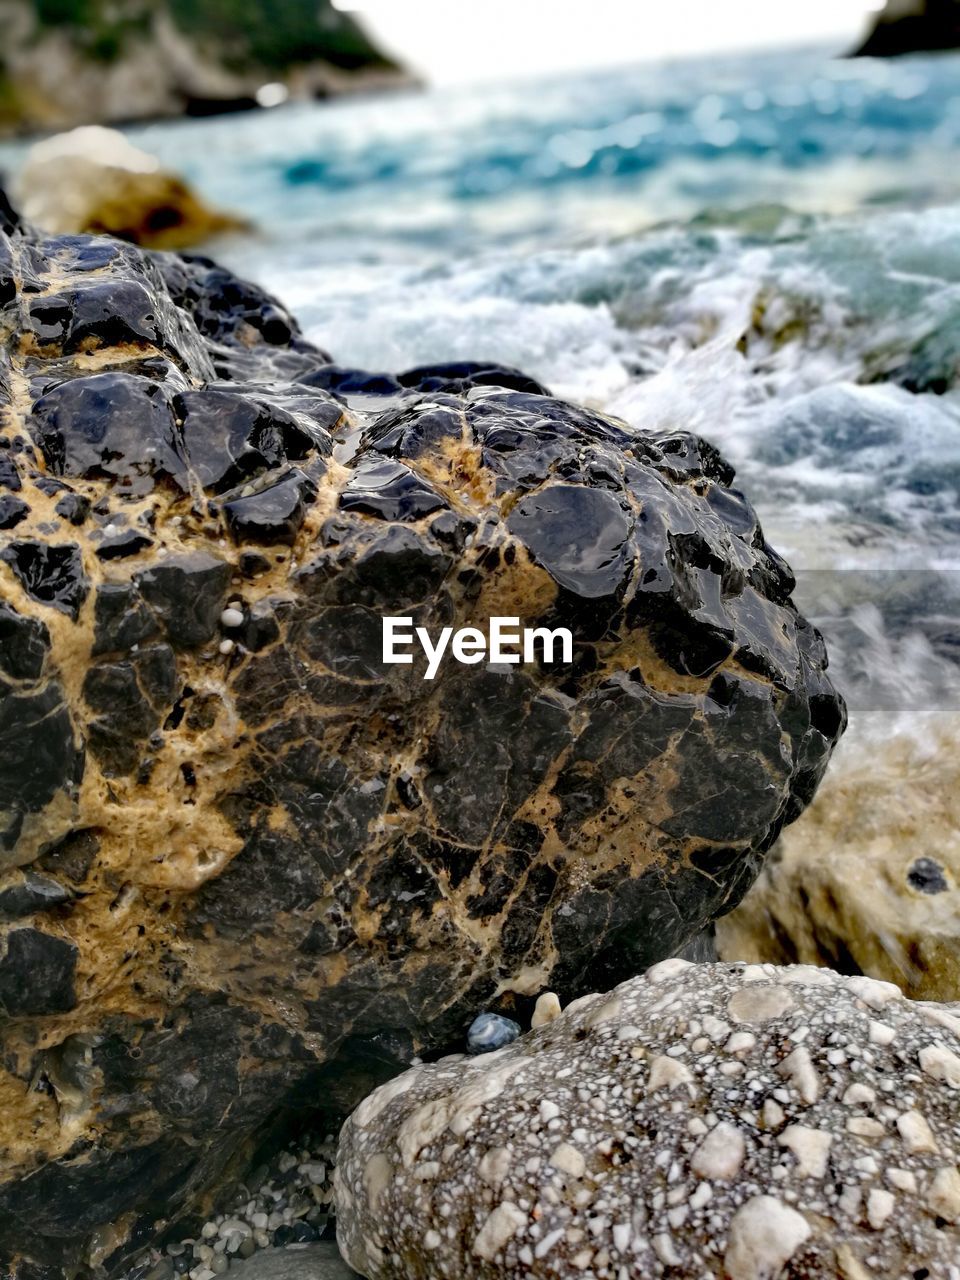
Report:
854,0,960,55
0,0,411,136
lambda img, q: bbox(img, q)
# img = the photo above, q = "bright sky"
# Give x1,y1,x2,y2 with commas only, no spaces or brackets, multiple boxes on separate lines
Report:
333,0,887,85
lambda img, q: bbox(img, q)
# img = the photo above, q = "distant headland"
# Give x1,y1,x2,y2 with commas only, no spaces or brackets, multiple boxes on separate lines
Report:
853,0,960,56
0,0,414,137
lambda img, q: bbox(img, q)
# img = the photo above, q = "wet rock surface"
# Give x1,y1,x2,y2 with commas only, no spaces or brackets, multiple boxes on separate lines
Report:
336,959,960,1279
0,200,844,1275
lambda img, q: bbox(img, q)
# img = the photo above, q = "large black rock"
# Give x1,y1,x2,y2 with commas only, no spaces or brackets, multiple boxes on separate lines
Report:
0,200,845,1276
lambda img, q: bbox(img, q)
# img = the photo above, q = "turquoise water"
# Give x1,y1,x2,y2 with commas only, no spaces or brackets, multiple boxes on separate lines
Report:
135,46,960,252
4,44,960,747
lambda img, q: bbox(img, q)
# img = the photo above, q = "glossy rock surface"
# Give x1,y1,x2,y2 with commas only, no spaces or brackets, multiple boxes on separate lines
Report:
0,202,844,1275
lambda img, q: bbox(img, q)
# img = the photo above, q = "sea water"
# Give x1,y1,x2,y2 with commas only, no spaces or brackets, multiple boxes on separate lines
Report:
3,44,959,846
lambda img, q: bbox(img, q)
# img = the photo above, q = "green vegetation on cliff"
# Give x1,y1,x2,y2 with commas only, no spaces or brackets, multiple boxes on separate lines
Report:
32,0,151,62
167,0,397,71
0,0,404,134
28,0,396,70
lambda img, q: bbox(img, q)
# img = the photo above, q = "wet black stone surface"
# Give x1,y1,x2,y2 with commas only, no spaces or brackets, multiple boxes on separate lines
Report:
0,601,49,680
53,491,91,525
0,494,28,529
340,457,447,522
30,372,185,487
0,871,74,920
396,360,550,396
223,467,319,544
175,388,327,492
507,485,634,598
35,828,99,884
83,644,178,775
93,527,155,560
92,581,159,655
0,539,88,617
0,197,846,1278
0,677,83,855
0,926,77,1015
135,553,231,649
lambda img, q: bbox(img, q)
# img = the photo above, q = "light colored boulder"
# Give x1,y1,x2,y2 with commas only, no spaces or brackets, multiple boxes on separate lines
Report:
336,960,960,1278
717,720,960,1001
15,126,246,249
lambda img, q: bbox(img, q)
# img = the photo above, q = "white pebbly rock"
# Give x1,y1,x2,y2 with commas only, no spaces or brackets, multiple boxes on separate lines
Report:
335,961,960,1278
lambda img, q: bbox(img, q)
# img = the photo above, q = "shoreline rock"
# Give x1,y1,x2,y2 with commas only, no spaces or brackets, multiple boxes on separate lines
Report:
716,717,960,1001
15,127,248,250
336,959,960,1278
0,197,843,1275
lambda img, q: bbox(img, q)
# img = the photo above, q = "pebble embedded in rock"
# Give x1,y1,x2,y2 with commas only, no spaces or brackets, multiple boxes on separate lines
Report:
0,926,77,1013
908,856,950,895
690,1119,746,1180
724,1195,811,1280
467,1012,522,1055
336,960,960,1278
531,992,561,1028
0,538,88,618
727,984,796,1023
222,469,319,545
0,871,74,919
